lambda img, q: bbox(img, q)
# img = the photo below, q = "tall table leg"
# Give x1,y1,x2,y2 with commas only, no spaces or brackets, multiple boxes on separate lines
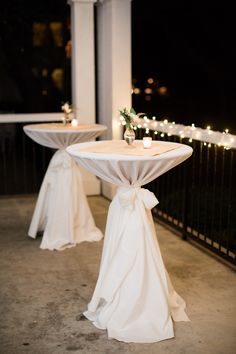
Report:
28,149,103,250
84,186,189,343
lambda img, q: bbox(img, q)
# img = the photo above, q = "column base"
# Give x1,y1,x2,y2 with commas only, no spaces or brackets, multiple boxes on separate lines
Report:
79,165,101,196
101,181,117,200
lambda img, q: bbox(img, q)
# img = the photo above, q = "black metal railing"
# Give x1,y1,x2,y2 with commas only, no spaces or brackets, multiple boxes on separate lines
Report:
0,123,54,195
1,122,235,265
136,128,236,265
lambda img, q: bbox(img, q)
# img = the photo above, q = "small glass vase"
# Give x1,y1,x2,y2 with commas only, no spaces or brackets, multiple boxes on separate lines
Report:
62,114,70,126
124,126,135,145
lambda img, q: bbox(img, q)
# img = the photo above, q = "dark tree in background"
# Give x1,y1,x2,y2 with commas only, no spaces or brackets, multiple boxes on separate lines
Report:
0,0,235,134
132,1,236,133
0,0,71,114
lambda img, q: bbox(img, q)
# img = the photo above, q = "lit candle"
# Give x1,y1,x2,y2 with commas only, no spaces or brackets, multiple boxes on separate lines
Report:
143,137,152,148
71,118,78,127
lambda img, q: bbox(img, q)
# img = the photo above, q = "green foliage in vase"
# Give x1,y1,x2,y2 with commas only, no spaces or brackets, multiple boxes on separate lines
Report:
119,107,137,129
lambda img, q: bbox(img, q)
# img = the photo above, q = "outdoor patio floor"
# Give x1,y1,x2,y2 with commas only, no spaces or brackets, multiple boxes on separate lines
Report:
0,195,235,354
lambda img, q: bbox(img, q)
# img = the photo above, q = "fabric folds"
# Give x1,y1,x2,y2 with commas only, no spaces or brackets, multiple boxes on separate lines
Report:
84,187,189,343
28,150,103,250
67,140,193,343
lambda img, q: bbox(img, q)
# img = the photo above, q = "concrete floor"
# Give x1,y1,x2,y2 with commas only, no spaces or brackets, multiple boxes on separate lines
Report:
0,195,235,354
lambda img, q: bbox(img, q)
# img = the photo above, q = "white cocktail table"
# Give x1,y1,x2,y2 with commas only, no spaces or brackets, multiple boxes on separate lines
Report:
23,123,107,250
67,140,193,343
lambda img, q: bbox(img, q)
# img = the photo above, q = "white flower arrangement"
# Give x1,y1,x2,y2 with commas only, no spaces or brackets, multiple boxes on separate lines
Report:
61,102,73,115
61,102,73,125
119,107,145,129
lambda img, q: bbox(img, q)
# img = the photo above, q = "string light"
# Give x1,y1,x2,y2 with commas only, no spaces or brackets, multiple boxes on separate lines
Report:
116,114,236,149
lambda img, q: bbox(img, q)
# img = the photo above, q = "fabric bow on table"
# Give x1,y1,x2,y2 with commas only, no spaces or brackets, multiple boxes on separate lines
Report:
50,150,73,170
117,186,159,211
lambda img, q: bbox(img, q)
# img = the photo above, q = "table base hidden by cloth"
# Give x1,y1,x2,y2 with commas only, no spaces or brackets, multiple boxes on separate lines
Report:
83,186,189,343
67,140,193,343
28,150,103,250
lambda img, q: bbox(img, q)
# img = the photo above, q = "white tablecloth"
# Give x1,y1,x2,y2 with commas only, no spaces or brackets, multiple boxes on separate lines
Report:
67,140,193,343
23,123,107,250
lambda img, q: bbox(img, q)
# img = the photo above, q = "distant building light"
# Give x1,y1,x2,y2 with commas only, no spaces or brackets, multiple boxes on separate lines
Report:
144,88,153,94
133,88,141,94
147,78,154,84
157,86,167,96
145,95,152,101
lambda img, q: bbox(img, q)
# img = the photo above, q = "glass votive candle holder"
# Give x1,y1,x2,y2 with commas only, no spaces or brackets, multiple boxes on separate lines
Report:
143,137,152,148
71,118,79,127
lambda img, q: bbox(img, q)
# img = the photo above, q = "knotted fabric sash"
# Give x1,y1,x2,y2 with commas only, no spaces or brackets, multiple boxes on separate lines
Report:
117,186,159,211
84,184,189,342
49,149,73,170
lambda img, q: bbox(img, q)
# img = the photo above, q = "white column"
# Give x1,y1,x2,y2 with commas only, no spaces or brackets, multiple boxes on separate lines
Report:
97,0,132,199
68,0,100,195
68,0,97,124
97,0,132,140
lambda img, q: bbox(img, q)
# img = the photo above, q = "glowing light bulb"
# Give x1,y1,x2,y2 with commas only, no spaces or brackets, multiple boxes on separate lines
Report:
143,137,152,148
71,119,78,127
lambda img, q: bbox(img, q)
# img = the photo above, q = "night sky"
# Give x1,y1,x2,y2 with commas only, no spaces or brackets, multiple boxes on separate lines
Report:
0,0,235,133
131,1,236,133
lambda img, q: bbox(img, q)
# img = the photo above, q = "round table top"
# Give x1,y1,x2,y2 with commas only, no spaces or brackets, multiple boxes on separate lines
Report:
24,123,107,134
67,140,193,161
67,140,193,187
23,123,107,149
